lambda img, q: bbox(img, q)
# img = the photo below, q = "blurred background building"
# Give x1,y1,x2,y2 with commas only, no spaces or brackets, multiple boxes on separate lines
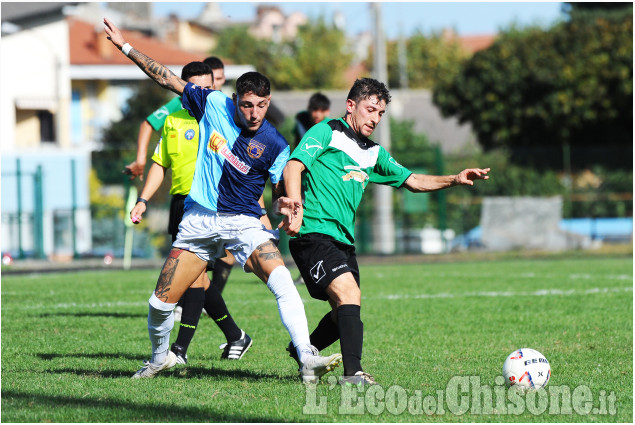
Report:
1,2,631,264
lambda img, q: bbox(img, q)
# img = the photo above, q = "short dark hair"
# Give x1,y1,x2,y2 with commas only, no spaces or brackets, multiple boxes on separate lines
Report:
308,92,330,111
347,78,391,105
203,56,224,70
235,72,270,97
181,61,212,82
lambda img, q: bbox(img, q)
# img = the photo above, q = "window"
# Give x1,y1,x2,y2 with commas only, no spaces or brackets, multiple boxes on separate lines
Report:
38,110,55,143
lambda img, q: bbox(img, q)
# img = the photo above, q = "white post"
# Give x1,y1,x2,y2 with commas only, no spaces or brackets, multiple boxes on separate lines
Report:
371,2,395,254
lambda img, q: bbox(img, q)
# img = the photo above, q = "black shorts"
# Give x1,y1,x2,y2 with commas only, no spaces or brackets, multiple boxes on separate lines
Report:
169,194,214,271
289,233,360,301
168,194,188,243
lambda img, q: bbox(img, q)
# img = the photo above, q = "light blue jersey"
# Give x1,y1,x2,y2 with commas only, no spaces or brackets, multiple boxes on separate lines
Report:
181,83,290,218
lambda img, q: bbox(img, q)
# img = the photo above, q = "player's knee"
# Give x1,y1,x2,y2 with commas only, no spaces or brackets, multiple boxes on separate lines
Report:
190,270,210,289
327,277,361,306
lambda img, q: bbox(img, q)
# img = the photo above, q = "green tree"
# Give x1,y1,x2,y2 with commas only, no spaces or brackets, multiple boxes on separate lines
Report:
432,11,633,167
283,17,352,89
214,18,351,90
386,31,467,89
214,25,275,78
388,118,437,169
96,81,172,183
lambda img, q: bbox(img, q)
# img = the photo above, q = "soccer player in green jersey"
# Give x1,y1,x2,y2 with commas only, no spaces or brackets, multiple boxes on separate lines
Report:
282,78,490,385
291,92,331,285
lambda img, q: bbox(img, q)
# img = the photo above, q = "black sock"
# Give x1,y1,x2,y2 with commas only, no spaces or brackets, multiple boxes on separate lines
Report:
204,284,242,342
174,287,205,352
337,304,363,376
310,311,340,351
211,259,233,293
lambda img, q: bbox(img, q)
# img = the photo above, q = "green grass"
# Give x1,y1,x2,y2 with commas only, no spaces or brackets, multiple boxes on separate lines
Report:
1,255,632,422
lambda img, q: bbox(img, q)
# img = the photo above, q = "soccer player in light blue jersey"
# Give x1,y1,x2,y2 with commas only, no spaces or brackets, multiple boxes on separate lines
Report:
105,18,342,382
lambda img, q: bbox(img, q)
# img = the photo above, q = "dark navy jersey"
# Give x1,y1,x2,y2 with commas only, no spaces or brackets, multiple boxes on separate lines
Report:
181,82,290,218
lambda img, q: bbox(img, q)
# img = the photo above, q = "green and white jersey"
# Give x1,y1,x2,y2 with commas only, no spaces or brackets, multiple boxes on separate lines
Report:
146,96,183,131
290,117,412,245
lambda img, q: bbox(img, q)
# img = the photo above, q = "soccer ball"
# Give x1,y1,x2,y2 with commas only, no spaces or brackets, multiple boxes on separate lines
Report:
503,348,551,390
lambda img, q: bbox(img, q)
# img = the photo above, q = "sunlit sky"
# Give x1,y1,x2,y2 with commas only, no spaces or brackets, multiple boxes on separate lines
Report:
151,1,566,39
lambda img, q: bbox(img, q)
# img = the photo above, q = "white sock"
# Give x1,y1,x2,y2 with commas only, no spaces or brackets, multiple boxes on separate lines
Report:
148,293,177,365
266,265,313,363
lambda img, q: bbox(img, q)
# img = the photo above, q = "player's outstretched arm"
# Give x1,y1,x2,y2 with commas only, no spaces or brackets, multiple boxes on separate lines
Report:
123,120,154,180
404,167,490,193
103,17,186,95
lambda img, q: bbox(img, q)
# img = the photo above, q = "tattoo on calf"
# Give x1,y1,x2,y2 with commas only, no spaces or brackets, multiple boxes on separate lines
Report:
256,240,281,261
155,249,182,301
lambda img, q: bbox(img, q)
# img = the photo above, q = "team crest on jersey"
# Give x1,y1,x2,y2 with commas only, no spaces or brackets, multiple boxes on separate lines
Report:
247,140,266,158
185,129,195,140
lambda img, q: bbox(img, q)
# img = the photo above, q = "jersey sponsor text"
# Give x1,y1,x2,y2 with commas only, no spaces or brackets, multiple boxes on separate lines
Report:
208,131,251,174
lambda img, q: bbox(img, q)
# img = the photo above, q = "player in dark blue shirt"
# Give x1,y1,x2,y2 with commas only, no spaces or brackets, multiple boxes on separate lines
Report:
105,17,342,382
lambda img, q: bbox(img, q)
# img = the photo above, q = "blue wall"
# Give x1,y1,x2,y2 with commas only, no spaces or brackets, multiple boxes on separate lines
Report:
1,152,90,214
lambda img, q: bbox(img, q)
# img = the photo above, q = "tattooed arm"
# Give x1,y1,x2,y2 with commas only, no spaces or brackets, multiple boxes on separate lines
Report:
103,17,186,95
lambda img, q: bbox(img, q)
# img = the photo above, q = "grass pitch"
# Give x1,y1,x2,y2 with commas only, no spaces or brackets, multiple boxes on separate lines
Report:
1,254,632,422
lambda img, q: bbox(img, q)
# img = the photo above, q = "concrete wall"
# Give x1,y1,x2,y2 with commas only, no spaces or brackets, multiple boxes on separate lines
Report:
273,88,477,154
1,18,71,152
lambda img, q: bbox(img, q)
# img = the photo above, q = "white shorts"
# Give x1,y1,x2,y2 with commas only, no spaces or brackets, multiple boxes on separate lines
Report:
173,203,278,270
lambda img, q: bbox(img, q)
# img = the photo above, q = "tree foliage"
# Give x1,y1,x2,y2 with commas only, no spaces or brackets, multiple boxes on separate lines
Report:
214,18,352,90
386,31,467,89
432,10,633,160
96,81,172,184
388,118,437,170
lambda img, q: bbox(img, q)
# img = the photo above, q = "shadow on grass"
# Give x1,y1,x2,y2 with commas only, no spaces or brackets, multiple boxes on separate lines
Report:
37,312,146,319
44,364,299,382
174,365,299,382
37,352,146,361
1,389,281,422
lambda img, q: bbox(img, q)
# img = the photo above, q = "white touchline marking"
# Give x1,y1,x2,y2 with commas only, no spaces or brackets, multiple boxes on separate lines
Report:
382,286,633,300
4,286,631,312
369,271,633,281
4,297,283,311
4,300,151,311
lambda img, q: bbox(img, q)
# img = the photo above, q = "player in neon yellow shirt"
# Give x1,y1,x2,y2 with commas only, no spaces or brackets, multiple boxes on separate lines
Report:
123,57,226,181
130,62,259,363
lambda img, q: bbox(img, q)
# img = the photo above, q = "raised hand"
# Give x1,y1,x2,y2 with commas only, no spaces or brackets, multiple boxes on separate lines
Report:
103,17,125,50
